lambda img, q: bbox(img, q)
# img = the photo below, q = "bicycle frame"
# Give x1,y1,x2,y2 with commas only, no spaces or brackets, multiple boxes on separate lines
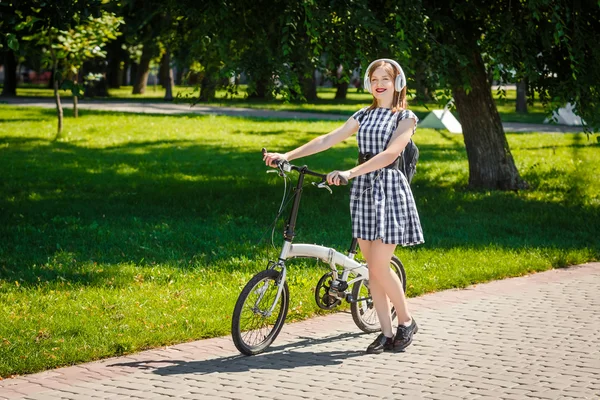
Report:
264,164,369,315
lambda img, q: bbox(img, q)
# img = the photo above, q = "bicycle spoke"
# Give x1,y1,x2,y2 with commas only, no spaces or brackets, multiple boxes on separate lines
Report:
237,277,282,348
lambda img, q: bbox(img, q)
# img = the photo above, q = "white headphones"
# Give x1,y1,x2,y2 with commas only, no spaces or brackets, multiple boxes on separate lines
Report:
363,58,406,93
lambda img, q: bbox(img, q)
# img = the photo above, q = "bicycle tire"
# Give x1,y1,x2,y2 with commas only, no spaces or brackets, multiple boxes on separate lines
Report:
350,255,407,333
231,269,289,355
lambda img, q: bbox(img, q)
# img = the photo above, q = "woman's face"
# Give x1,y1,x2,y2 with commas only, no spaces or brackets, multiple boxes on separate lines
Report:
370,66,395,105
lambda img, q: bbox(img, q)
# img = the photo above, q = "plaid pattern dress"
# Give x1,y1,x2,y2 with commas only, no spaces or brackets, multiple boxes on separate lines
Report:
350,107,424,246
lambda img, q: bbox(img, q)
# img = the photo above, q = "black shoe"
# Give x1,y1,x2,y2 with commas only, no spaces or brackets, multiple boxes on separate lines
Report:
366,333,394,354
394,319,418,351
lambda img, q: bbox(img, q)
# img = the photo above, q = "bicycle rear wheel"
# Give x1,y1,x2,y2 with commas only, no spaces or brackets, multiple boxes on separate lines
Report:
350,255,407,333
231,269,289,355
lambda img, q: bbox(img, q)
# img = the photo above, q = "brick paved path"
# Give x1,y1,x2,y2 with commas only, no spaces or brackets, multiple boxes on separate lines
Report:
1,263,599,400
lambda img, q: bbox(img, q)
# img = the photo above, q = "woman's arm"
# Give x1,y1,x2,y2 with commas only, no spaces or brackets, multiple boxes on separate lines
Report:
263,117,359,166
327,118,416,185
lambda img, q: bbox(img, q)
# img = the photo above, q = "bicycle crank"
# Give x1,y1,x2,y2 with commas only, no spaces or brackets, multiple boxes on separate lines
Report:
315,272,342,310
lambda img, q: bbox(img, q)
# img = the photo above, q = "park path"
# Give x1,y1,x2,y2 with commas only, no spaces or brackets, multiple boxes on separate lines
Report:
1,262,598,400
1,97,587,133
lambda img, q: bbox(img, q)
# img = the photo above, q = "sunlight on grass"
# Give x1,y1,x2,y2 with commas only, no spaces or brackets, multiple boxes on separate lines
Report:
0,106,598,377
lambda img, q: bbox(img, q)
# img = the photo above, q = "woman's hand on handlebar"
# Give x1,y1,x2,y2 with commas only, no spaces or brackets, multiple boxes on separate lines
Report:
263,151,288,168
326,170,351,186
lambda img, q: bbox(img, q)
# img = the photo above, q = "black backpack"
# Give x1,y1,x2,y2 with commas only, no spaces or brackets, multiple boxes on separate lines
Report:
399,139,419,184
390,111,419,184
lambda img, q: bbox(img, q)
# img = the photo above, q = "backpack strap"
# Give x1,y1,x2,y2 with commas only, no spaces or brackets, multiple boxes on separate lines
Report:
386,110,419,183
384,110,414,149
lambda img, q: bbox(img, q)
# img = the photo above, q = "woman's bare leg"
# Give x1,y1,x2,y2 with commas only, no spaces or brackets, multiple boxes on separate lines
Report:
358,238,411,338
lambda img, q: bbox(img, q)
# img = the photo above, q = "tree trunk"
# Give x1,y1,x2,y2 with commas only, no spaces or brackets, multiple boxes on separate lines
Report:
452,51,528,191
106,54,122,88
159,51,174,89
516,79,528,113
72,75,78,118
120,60,129,87
335,81,348,100
199,71,217,101
106,37,125,89
158,53,166,88
302,69,318,101
334,64,348,100
1,49,17,97
248,76,268,99
71,69,79,118
47,69,54,89
49,50,63,138
162,49,174,101
187,71,200,85
54,78,63,137
73,95,78,118
413,67,432,102
175,67,184,85
132,45,153,94
128,62,138,86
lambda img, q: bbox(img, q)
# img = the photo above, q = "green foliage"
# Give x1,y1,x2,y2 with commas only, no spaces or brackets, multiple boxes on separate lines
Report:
8,1,600,131
2,0,105,50
392,0,600,130
0,107,598,377
23,11,123,93
6,33,19,51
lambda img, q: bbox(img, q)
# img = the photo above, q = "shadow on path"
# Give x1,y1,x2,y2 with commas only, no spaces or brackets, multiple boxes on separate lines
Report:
109,332,368,375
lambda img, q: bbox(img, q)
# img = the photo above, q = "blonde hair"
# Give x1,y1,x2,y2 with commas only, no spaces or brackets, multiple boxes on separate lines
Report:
366,60,407,112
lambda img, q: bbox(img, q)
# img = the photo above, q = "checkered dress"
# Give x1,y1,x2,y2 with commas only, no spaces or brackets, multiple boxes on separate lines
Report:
350,107,424,246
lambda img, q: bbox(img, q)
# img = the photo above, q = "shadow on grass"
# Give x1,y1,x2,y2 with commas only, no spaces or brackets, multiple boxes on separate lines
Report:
1,129,598,287
0,118,49,123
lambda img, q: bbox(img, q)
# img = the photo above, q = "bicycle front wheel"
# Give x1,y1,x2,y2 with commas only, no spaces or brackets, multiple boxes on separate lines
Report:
350,255,407,333
231,269,289,355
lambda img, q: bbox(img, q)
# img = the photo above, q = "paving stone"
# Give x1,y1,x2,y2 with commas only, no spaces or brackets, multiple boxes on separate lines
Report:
1,263,598,400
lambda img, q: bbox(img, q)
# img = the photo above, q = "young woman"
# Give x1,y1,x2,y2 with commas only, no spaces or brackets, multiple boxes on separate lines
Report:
263,59,423,354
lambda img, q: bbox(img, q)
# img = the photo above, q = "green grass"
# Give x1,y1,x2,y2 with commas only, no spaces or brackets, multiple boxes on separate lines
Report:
11,84,549,124
0,106,598,378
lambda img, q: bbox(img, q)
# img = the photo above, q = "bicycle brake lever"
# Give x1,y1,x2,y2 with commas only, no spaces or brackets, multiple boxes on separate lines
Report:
313,181,333,194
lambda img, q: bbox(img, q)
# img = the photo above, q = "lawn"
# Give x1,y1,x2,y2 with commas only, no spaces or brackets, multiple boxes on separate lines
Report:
0,106,598,378
11,84,550,124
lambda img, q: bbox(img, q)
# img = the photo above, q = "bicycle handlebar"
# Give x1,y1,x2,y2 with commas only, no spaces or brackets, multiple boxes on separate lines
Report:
262,148,348,185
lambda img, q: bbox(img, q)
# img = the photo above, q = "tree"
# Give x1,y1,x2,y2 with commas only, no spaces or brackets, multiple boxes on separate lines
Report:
51,12,123,117
11,0,104,135
1,2,31,96
314,0,384,100
392,0,600,190
228,1,283,100
173,0,273,102
515,79,528,114
0,47,18,97
180,18,225,101
515,1,600,130
184,0,287,101
15,1,121,136
22,11,122,130
120,0,183,100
